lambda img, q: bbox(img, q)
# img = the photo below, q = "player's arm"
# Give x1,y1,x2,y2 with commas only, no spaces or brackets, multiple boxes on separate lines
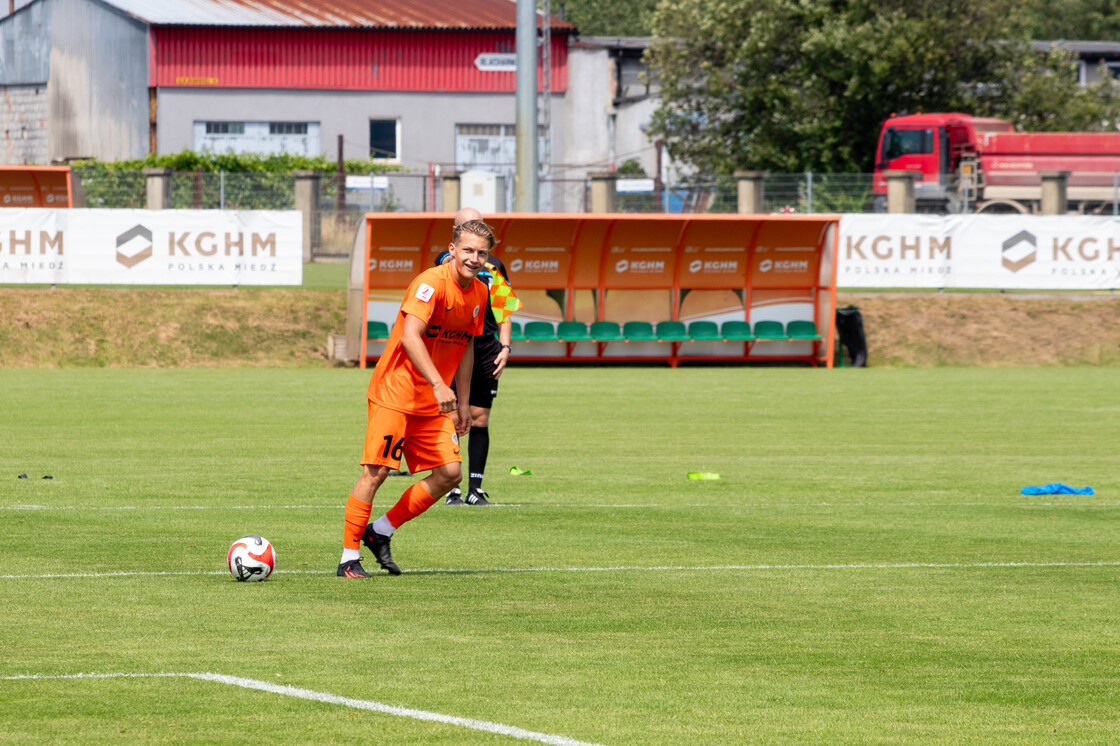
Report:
400,313,457,414
493,320,512,378
452,342,474,436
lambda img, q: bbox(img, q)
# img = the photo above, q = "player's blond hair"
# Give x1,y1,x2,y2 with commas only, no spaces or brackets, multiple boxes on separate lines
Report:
453,219,496,250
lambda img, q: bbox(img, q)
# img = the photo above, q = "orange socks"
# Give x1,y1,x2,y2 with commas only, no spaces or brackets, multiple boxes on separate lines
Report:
385,482,436,528
343,494,373,550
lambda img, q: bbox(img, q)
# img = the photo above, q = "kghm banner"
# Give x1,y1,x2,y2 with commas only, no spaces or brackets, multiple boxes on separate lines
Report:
839,214,1120,289
0,209,302,285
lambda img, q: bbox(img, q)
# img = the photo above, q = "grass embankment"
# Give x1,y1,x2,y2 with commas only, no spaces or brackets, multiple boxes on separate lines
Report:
1,263,1117,367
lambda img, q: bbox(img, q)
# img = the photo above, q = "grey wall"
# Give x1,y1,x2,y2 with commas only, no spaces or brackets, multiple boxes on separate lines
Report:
564,46,612,173
48,0,149,160
0,0,50,162
158,88,565,165
158,87,568,209
0,0,50,84
0,84,48,163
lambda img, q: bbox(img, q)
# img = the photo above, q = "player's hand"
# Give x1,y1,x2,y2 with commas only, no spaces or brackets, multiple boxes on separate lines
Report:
433,382,457,413
493,348,510,379
453,407,472,436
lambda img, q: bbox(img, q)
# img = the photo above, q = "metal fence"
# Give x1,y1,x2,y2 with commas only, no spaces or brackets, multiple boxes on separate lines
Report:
71,168,880,259
73,168,881,214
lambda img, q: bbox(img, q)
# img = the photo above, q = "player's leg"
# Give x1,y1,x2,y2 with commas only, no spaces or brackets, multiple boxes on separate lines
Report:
465,404,493,505
364,415,463,573
464,346,498,505
339,404,405,578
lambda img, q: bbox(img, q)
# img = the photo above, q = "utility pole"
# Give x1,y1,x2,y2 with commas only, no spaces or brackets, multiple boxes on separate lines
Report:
514,0,539,211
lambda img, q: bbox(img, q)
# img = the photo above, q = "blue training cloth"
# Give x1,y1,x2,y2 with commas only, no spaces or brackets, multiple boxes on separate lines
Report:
1021,483,1095,496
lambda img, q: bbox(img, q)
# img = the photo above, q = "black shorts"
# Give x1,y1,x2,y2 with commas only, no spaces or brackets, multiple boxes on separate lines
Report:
452,336,500,409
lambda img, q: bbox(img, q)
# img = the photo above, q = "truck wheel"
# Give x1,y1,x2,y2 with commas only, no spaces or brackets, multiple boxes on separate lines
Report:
977,200,1028,214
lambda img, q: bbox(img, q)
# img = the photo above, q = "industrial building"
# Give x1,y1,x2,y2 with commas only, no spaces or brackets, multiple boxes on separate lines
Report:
0,0,620,209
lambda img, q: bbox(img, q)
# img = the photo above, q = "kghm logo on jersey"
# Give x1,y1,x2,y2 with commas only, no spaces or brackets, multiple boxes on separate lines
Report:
439,328,472,346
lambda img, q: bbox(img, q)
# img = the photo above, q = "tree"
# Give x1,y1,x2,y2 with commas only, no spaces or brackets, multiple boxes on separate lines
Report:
646,0,1120,174
1019,0,1120,40
997,45,1120,132
557,0,658,36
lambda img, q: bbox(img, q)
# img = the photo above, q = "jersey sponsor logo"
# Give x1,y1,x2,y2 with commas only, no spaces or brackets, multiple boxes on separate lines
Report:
440,328,473,345
473,305,480,317
415,283,435,302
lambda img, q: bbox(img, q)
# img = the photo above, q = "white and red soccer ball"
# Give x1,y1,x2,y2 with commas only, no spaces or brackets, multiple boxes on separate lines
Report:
227,535,275,581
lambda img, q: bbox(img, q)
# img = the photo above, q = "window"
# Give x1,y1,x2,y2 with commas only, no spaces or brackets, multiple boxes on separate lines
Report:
881,128,934,161
370,119,400,161
194,121,320,156
205,122,245,135
269,122,308,135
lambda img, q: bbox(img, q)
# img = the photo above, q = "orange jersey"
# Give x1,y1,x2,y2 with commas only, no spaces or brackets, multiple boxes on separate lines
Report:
367,264,488,415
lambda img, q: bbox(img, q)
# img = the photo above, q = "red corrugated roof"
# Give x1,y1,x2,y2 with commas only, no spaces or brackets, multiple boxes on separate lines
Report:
101,0,575,31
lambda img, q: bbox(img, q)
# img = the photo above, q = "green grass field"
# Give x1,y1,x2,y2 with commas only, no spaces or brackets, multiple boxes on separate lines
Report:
2,367,1118,744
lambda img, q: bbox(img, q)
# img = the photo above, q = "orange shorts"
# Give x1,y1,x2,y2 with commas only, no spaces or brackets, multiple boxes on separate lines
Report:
361,401,462,472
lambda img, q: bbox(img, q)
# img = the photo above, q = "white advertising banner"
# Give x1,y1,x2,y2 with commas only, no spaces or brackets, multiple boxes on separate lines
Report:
838,214,1120,289
0,209,302,285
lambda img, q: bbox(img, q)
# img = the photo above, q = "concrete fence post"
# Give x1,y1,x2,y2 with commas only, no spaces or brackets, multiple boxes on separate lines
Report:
735,170,768,214
1040,170,1070,215
589,172,618,213
293,170,322,262
885,170,919,213
143,167,173,210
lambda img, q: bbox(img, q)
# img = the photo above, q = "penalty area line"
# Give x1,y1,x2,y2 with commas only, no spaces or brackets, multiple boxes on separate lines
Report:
0,672,607,746
3,560,1120,580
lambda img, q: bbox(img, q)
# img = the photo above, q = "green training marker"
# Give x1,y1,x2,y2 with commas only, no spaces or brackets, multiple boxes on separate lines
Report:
509,466,534,476
687,472,721,480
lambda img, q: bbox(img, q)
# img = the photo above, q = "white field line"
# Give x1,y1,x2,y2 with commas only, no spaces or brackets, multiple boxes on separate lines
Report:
2,501,1116,511
2,560,1119,580
0,671,607,746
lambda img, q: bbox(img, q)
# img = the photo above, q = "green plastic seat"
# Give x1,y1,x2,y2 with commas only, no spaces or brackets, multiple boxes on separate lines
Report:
508,321,525,342
366,321,390,340
688,321,721,341
590,321,624,341
656,321,689,341
752,320,785,340
523,321,559,341
623,321,656,341
786,320,821,340
721,321,754,341
557,321,592,341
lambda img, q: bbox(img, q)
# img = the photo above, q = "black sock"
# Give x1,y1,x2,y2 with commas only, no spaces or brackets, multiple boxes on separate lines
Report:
468,426,489,492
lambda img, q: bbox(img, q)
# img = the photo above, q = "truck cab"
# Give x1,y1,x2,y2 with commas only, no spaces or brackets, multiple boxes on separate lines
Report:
872,113,1012,211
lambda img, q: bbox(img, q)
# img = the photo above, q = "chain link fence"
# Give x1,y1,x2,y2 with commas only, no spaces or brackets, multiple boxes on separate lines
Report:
72,168,879,259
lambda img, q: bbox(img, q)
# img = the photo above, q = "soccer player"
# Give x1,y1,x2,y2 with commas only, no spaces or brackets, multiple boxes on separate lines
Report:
337,219,494,578
440,207,516,506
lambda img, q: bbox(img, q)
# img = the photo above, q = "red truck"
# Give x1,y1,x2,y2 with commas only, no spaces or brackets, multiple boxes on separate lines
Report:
872,112,1120,213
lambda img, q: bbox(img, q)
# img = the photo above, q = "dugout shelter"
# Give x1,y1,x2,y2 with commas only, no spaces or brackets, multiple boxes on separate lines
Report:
350,213,839,368
0,165,79,208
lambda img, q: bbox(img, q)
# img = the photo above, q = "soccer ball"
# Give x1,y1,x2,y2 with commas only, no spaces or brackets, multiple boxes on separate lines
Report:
227,535,275,582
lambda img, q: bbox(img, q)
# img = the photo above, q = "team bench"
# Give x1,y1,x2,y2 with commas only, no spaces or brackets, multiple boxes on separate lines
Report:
366,320,824,367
